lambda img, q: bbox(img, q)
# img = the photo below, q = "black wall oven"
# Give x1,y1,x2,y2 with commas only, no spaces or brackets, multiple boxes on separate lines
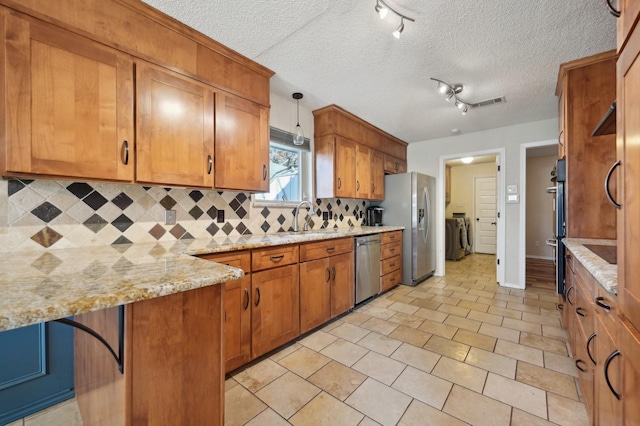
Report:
553,159,566,297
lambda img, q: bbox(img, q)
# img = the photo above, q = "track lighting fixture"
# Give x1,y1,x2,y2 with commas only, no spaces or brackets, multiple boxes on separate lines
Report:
292,93,304,146
431,78,470,115
373,0,415,38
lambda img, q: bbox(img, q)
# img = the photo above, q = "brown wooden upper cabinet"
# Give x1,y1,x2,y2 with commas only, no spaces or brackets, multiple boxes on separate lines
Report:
556,50,617,239
313,105,407,201
136,61,214,188
215,93,269,192
1,12,134,182
1,2,274,191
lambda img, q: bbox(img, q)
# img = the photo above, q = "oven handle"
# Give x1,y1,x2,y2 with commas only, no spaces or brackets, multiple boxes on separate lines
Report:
545,239,557,248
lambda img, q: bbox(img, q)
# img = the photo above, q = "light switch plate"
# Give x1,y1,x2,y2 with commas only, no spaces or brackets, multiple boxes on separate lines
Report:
165,210,177,225
507,185,518,194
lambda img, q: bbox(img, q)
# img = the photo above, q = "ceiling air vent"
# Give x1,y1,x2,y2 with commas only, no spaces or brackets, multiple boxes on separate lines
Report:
470,96,506,108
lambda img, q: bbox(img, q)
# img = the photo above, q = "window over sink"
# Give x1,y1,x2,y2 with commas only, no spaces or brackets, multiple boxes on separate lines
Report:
254,127,312,206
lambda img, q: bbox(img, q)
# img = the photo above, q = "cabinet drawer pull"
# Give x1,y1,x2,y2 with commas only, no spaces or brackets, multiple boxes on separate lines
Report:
255,286,261,307
575,359,587,373
208,155,213,174
244,288,250,310
326,267,331,282
263,164,267,181
566,254,572,260
604,350,621,400
325,247,335,253
269,255,285,261
390,277,395,283
389,248,395,254
604,160,621,209
558,303,564,310
576,307,586,317
395,162,399,172
338,177,342,189
122,140,129,165
566,286,575,306
595,296,611,312
606,0,621,17
389,263,395,267
587,333,597,365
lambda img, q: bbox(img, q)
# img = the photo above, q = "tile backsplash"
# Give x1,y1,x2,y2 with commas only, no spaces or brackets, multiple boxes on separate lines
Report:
0,179,367,253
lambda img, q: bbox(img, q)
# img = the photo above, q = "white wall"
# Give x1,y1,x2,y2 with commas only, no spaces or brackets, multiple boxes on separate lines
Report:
408,118,558,287
526,156,556,259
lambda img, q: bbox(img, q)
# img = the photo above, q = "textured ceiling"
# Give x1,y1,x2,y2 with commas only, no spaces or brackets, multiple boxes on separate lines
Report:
141,0,616,143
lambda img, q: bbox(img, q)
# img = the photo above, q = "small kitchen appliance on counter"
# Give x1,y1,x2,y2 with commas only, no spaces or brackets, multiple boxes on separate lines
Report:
366,206,384,226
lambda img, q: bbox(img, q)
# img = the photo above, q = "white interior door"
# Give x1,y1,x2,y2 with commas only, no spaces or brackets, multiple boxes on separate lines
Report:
474,177,497,254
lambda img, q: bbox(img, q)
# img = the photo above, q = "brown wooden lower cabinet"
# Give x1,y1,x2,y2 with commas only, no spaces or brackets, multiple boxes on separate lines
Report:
380,231,402,292
299,238,355,333
595,316,623,426
74,285,224,425
251,264,300,358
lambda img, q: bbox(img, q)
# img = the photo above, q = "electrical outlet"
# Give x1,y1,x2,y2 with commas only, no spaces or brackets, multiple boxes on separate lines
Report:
217,209,225,223
535,240,540,247
323,211,329,220
165,210,176,225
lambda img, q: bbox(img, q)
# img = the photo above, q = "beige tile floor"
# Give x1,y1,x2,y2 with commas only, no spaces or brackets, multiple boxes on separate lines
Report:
225,254,589,426
9,254,588,426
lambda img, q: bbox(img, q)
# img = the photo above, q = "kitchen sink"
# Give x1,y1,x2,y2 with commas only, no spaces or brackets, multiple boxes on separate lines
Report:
584,244,617,265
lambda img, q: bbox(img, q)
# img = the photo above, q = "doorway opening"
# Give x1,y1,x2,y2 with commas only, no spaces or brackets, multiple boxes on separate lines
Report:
520,140,558,290
440,150,505,285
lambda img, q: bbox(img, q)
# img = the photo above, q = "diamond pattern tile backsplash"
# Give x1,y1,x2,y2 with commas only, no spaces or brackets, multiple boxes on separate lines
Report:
0,179,367,252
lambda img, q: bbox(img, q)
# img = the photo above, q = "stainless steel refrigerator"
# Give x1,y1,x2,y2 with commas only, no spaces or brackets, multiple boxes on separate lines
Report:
379,172,436,286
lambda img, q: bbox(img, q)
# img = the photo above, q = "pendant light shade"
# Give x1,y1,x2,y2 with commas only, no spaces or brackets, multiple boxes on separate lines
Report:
292,93,304,146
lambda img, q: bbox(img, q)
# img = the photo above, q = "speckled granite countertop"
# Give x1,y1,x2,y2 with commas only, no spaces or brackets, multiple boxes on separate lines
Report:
0,226,402,332
562,238,617,294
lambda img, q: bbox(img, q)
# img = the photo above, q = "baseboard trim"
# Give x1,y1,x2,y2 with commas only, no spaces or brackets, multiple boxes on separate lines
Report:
526,255,553,260
501,282,525,290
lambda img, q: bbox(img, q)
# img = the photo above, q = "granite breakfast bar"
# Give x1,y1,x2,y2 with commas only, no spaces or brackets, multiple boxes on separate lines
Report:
1,226,402,425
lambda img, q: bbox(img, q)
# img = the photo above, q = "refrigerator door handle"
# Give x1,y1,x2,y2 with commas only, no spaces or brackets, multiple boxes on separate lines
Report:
423,187,430,243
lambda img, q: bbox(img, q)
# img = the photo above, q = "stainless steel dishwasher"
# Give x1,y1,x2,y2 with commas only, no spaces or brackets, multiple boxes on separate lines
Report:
355,234,381,304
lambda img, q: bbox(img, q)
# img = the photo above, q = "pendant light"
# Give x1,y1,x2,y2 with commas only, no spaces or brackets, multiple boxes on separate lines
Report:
292,92,304,146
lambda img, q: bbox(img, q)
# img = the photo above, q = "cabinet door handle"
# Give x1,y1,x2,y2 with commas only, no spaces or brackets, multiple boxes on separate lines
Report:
224,310,227,323
566,254,572,260
566,286,575,306
606,0,621,17
356,181,360,191
587,333,597,365
269,255,285,261
558,303,564,310
122,140,129,165
576,307,586,317
326,267,331,282
558,130,564,146
263,164,267,181
244,288,250,311
255,286,261,307
604,350,621,400
595,296,611,312
395,162,399,172
604,160,621,209
575,359,587,373
337,177,341,189
208,155,213,175
332,266,336,281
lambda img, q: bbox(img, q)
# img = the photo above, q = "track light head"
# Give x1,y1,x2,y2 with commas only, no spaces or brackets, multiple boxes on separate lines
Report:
393,19,405,39
431,78,473,115
375,1,388,19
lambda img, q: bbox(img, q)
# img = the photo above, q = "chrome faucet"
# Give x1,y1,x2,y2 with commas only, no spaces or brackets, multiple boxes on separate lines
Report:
293,200,313,232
